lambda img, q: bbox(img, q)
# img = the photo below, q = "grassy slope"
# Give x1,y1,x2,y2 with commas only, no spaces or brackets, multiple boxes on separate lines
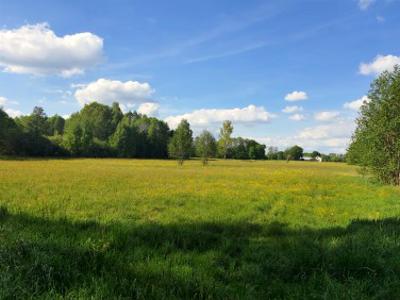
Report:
1,159,400,299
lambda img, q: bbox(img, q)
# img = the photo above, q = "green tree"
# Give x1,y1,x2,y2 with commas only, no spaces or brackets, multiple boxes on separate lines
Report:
47,115,65,135
195,130,217,165
111,102,123,130
168,119,193,165
218,120,233,159
285,145,303,161
79,102,113,140
110,116,140,157
311,151,321,158
0,108,21,154
347,65,400,185
16,106,48,136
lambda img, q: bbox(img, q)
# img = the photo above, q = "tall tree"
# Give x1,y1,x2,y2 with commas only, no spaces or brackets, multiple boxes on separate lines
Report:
347,65,400,185
47,115,65,135
0,108,21,155
218,120,233,159
168,119,193,165
285,145,303,161
195,130,217,165
111,102,123,131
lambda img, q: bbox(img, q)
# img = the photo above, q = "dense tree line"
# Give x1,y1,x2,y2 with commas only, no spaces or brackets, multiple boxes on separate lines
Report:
1,101,347,164
0,102,268,162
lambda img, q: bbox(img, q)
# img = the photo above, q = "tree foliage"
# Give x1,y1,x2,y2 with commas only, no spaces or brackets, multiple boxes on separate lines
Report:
284,145,304,161
218,120,233,159
195,130,217,165
1,102,272,161
168,119,193,165
347,65,400,185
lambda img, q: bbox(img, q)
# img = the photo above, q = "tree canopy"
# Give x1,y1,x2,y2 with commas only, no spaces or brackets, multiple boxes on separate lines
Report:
0,101,342,163
347,65,400,185
168,119,193,165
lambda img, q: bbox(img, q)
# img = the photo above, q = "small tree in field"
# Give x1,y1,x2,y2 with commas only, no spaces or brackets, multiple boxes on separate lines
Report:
347,65,400,185
218,120,233,159
195,130,217,165
168,119,193,165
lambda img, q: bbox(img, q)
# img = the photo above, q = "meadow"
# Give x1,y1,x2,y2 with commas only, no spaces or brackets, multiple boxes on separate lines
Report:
1,159,400,299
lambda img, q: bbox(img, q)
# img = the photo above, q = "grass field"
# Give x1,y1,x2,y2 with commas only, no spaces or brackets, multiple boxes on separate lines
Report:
1,159,400,299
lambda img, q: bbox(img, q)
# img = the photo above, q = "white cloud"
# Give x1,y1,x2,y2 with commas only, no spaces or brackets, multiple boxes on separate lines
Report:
343,95,370,111
74,78,154,107
359,55,400,75
257,119,355,153
5,108,23,118
289,113,305,121
0,96,7,106
137,102,160,116
1,96,21,117
284,91,308,101
0,23,103,76
282,105,303,113
314,111,340,122
165,105,275,129
358,0,375,10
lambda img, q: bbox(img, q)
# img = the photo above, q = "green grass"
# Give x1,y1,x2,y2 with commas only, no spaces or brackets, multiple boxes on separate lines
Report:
1,159,400,299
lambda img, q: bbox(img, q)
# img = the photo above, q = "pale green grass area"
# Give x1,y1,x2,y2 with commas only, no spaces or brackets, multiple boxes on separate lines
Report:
1,159,400,299
2,159,398,226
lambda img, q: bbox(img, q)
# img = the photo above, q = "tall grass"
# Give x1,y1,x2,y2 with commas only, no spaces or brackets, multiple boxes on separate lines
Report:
1,159,400,298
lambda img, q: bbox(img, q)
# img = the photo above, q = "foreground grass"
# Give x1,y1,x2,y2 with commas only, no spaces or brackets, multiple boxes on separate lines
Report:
1,159,400,299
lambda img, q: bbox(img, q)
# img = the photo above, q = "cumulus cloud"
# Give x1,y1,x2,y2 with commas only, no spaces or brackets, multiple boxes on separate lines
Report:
282,105,303,113
165,105,275,129
137,102,160,116
257,119,355,153
74,78,154,108
0,23,103,76
0,96,22,117
314,111,340,121
359,55,400,75
284,91,308,101
5,108,23,118
343,96,370,111
358,0,375,10
0,96,7,106
289,113,305,121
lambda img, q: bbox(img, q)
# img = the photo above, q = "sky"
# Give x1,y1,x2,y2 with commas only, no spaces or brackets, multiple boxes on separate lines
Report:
0,0,399,153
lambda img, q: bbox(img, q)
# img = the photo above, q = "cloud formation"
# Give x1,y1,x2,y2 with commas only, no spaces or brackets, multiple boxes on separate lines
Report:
359,55,400,75
5,108,23,118
282,105,303,113
258,119,355,153
358,0,375,10
343,96,370,111
314,111,340,121
284,91,308,101
0,96,22,117
289,113,305,121
165,105,275,129
74,79,154,108
0,23,103,76
137,102,160,116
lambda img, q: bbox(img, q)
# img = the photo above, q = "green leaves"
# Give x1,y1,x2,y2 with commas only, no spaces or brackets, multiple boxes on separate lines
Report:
348,65,400,185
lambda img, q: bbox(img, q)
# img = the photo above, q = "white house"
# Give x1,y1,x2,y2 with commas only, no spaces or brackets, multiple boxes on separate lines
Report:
301,155,322,162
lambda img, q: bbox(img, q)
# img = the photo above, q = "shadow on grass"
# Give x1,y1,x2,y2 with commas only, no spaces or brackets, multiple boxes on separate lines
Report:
1,208,400,299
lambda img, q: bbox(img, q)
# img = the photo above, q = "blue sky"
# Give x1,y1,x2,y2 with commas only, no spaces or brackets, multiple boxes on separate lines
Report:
0,0,399,153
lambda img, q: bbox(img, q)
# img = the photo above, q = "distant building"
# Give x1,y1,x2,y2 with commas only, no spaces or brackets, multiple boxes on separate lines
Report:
301,155,322,162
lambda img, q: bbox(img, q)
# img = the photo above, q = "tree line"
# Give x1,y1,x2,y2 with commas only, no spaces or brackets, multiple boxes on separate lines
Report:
0,102,266,162
0,101,344,164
